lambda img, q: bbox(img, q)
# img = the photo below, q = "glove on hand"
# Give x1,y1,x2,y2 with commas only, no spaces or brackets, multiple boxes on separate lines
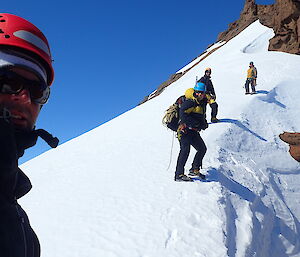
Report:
178,123,187,134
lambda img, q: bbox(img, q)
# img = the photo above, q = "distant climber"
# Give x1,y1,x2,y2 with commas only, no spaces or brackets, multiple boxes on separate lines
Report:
174,82,210,182
245,61,257,95
199,68,219,123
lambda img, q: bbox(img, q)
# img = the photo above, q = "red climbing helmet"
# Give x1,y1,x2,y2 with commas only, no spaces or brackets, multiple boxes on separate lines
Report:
0,13,54,85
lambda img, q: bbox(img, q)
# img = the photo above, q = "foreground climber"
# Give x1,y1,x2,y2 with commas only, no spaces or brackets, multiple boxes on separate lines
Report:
0,13,58,257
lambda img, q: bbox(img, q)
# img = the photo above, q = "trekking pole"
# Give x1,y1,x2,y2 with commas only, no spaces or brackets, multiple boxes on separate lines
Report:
166,131,175,171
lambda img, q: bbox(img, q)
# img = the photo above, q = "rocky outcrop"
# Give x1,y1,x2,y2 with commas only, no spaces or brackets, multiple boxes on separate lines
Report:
279,132,300,162
269,0,300,54
217,0,262,42
218,0,300,55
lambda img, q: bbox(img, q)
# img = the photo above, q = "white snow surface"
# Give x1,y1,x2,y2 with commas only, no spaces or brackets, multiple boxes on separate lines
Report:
20,21,300,257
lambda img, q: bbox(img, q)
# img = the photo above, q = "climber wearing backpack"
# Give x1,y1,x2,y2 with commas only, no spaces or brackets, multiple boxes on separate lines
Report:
174,82,210,182
199,68,219,123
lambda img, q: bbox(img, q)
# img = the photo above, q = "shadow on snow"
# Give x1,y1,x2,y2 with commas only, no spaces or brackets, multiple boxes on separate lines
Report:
205,168,300,257
213,118,267,142
257,88,286,109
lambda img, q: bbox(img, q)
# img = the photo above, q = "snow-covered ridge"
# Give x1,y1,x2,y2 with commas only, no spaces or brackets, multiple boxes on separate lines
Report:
176,41,226,74
144,41,226,103
20,21,300,257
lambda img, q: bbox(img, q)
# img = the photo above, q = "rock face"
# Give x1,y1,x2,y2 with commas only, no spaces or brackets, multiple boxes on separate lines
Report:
218,0,300,55
279,132,300,162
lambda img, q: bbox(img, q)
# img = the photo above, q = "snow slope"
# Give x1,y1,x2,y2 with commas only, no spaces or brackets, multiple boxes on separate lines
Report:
20,21,300,257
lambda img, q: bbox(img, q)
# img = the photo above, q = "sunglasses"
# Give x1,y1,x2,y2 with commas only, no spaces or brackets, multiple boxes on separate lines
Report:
0,69,50,104
194,90,205,95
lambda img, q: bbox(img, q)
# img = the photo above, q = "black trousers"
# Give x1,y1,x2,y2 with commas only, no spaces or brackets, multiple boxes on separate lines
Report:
175,130,207,177
245,79,256,93
210,102,218,119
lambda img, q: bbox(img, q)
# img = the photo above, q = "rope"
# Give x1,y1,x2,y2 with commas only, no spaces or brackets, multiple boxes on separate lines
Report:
166,131,176,171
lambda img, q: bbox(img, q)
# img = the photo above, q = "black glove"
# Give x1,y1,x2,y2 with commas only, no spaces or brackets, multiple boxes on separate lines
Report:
178,123,187,134
201,120,208,130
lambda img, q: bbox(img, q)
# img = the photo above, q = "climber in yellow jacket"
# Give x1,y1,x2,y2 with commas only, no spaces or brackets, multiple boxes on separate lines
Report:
245,61,257,95
174,82,212,182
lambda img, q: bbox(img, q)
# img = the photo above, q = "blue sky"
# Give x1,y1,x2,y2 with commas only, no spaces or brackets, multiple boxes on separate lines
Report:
1,0,275,163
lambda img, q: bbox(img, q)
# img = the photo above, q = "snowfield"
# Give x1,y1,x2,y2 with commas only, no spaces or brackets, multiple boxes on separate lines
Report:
20,21,300,257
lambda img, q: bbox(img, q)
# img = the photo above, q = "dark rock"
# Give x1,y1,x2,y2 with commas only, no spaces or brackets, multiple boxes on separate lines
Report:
279,132,300,162
289,145,300,162
218,0,300,55
279,132,300,145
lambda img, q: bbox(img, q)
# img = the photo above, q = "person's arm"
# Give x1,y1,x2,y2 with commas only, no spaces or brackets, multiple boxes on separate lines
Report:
179,100,208,130
179,99,196,126
209,80,216,97
201,77,216,97
251,68,256,79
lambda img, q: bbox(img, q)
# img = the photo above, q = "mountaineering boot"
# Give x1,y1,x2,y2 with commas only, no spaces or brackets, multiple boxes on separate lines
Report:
251,91,257,95
245,92,250,95
188,169,206,179
188,168,200,176
211,117,219,123
174,174,193,182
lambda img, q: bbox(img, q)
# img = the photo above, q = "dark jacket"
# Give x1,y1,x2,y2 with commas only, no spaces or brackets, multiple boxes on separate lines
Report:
0,116,41,257
0,114,59,257
199,75,216,96
179,90,208,131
